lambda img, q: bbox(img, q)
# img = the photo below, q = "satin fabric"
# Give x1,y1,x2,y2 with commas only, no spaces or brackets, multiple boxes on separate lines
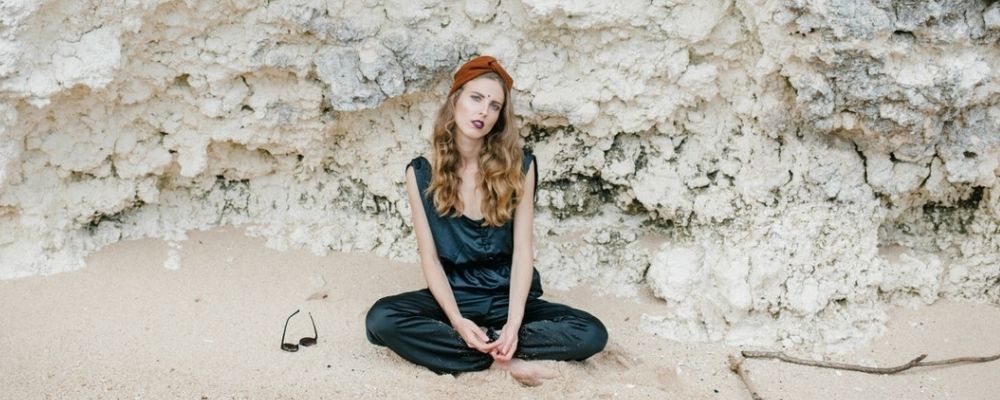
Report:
408,149,543,298
366,288,608,374
365,148,609,375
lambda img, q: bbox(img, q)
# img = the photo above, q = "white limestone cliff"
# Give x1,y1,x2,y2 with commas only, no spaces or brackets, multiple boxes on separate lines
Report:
1,0,998,353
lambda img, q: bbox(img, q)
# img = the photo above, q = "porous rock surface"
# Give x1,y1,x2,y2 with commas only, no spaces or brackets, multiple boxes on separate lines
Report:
1,0,998,352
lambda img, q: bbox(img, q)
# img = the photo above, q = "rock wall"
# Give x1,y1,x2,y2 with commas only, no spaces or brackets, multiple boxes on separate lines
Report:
1,0,998,352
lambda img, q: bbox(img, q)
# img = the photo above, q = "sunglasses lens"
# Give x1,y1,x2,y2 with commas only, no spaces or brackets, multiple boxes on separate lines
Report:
281,343,299,352
300,337,316,347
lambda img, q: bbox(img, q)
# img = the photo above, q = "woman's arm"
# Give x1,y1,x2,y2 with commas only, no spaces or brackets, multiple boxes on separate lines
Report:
405,165,462,325
506,159,537,328
406,165,498,353
492,159,537,361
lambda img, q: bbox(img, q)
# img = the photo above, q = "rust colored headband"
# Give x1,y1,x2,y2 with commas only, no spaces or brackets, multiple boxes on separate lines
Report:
447,55,513,97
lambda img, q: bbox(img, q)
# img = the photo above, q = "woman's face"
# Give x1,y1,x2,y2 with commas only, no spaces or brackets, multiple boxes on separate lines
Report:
454,76,505,140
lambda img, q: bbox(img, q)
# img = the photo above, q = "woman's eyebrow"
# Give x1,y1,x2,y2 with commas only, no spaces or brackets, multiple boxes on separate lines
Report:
470,90,503,106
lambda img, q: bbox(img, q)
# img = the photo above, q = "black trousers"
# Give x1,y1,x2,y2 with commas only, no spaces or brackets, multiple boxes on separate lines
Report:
365,288,608,375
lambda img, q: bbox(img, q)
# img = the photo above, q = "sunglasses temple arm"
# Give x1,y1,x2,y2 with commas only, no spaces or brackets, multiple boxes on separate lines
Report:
308,312,317,339
281,309,300,345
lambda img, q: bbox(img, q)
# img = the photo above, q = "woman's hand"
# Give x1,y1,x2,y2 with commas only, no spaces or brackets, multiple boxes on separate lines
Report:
453,318,499,353
489,322,520,361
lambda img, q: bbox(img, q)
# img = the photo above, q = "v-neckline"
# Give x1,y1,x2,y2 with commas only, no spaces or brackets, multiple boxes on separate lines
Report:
461,213,485,223
421,156,486,224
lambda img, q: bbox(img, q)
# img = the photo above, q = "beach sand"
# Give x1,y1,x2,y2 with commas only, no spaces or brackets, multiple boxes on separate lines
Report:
2,226,998,399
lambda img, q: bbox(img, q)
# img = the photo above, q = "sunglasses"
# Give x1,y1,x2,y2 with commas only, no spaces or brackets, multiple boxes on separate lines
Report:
280,309,318,352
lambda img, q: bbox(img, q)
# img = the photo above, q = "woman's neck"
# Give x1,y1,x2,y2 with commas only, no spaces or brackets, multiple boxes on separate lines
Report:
454,135,482,171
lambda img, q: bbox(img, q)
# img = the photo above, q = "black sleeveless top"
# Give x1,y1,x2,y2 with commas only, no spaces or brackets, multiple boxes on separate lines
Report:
406,148,543,298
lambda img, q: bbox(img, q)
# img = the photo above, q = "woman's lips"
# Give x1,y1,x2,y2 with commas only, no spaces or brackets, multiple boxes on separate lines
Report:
472,120,484,129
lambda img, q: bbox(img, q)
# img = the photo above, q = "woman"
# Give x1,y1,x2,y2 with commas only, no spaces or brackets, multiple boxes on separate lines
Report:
365,55,607,386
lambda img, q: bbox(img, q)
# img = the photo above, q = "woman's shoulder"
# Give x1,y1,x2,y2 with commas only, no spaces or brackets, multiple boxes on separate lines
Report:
406,154,431,173
405,156,433,192
521,147,536,173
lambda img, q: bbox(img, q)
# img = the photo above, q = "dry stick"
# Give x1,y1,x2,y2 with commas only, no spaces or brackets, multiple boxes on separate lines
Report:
919,353,1000,367
728,355,764,400
741,350,1000,375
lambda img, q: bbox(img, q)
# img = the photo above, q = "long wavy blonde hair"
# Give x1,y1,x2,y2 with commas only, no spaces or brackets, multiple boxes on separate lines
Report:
425,72,525,227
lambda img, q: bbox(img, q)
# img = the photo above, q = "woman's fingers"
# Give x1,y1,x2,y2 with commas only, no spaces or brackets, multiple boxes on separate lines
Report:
484,329,515,361
466,335,482,348
491,346,509,361
499,326,516,351
475,327,490,342
467,327,499,353
503,337,517,357
479,339,501,352
459,326,483,348
474,328,494,348
456,321,503,354
502,336,515,359
471,338,493,352
457,319,493,351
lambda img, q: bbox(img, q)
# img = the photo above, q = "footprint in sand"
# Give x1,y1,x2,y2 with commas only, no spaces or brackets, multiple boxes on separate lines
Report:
594,341,639,370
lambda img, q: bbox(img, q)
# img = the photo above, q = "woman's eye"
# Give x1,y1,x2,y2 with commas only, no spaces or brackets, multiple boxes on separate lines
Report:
491,104,501,111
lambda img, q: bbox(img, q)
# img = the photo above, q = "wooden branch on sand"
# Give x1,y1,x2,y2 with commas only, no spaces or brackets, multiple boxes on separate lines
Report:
728,350,1000,400
727,355,763,400
741,350,1000,375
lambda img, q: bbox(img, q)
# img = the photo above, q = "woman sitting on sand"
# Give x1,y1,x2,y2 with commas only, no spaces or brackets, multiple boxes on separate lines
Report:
365,55,608,386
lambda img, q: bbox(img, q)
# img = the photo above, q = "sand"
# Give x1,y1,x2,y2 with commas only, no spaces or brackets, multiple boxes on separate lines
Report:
2,226,999,399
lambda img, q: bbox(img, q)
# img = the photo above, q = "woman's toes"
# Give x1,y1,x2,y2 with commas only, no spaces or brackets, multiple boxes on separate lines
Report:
507,360,559,386
536,365,559,379
510,370,543,387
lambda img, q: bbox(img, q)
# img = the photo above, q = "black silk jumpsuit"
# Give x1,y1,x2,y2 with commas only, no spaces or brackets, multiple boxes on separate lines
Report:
365,148,608,375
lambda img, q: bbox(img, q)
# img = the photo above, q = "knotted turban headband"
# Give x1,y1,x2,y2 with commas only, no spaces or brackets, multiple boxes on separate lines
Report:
447,55,513,97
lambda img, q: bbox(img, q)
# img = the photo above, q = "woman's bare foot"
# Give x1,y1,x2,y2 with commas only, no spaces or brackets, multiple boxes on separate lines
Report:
491,359,560,387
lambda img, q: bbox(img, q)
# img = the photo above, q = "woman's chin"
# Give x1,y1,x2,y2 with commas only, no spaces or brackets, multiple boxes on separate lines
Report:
457,128,488,140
